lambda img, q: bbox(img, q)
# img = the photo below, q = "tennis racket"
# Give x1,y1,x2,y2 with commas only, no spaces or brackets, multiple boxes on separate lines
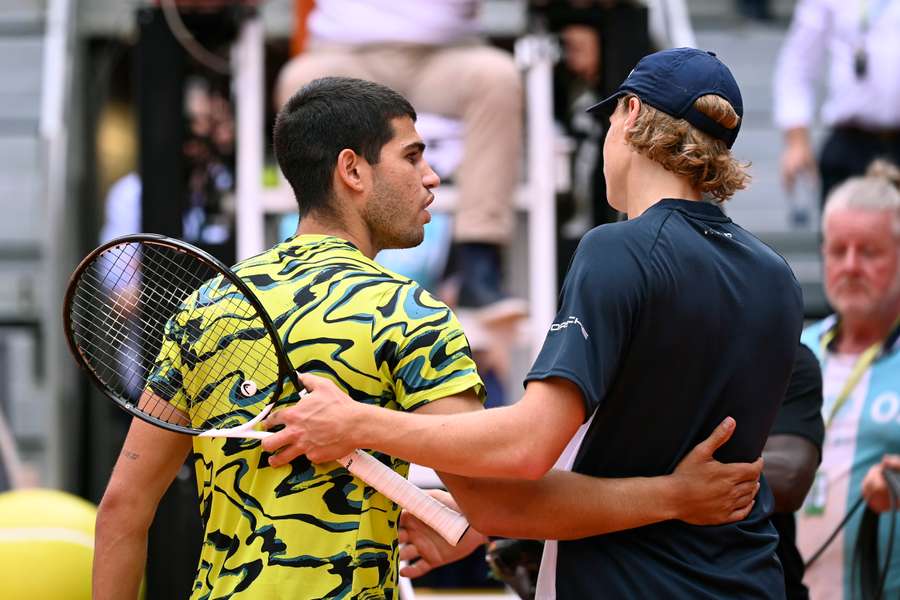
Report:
63,233,468,545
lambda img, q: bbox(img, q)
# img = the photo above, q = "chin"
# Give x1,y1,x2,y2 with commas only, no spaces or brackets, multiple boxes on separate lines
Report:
408,231,425,248
830,298,877,319
385,230,425,250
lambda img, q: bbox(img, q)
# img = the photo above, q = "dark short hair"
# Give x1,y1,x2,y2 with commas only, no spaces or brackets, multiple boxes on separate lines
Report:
273,77,417,218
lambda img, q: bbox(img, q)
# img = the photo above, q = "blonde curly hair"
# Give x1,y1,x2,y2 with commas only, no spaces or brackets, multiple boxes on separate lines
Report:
621,94,750,202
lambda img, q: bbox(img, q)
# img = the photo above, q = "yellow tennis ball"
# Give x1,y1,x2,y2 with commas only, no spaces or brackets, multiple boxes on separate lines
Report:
0,489,96,599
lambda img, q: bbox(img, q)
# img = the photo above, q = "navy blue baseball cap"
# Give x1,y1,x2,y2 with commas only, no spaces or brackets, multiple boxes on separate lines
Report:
587,48,743,148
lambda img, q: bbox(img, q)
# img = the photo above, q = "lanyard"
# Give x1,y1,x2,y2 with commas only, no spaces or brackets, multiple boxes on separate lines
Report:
820,315,900,429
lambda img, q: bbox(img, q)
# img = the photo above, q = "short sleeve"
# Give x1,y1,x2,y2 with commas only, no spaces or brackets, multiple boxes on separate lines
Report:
146,311,191,414
374,283,485,411
525,231,644,418
770,344,825,454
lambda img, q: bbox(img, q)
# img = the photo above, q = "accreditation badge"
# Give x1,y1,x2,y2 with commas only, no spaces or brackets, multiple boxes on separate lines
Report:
803,471,827,516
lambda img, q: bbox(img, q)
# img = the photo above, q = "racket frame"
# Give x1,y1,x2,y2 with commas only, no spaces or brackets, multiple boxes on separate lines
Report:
63,233,291,435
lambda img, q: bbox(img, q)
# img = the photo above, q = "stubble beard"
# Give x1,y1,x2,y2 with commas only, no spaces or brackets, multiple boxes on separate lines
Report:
365,182,424,252
828,270,900,325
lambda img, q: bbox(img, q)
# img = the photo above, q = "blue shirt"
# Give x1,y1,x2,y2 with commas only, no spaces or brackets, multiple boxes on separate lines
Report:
528,199,803,599
797,317,900,599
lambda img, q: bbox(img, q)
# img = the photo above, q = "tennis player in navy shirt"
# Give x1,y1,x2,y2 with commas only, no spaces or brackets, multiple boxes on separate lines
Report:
527,203,801,597
265,48,804,598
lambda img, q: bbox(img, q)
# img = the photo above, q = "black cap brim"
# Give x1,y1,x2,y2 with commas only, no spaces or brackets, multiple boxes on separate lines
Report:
586,91,626,116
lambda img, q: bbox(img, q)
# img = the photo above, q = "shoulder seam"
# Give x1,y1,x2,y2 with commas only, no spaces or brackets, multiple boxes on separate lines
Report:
648,209,676,256
736,224,796,273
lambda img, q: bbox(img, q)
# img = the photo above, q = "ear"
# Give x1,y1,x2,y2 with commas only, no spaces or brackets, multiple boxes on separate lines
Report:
334,148,370,194
623,96,642,130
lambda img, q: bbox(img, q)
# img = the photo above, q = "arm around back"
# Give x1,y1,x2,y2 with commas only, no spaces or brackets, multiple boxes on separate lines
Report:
440,416,762,539
397,418,762,576
263,374,586,479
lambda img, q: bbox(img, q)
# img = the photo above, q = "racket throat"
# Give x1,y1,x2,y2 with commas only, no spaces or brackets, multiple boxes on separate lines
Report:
197,402,274,439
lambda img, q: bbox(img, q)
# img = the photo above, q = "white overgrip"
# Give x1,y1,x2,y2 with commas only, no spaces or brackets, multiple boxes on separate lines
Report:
338,449,469,546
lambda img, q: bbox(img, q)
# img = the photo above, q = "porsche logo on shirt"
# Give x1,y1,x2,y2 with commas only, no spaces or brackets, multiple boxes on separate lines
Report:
549,315,589,339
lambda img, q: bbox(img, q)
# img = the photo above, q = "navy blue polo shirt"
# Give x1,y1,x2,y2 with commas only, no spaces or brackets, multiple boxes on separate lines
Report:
527,199,803,599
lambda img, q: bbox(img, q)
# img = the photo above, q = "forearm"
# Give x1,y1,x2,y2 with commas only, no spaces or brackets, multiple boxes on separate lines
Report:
92,419,190,599
269,375,585,476
356,403,541,478
350,380,584,479
440,417,761,537
93,508,147,599
441,470,678,540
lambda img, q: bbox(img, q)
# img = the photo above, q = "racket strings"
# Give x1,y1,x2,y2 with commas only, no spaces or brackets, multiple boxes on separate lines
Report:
69,241,281,431
134,244,281,424
78,244,277,426
70,243,197,426
182,292,279,427
71,244,153,396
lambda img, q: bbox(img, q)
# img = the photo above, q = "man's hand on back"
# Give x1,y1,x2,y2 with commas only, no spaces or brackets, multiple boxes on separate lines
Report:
670,417,763,525
261,372,365,467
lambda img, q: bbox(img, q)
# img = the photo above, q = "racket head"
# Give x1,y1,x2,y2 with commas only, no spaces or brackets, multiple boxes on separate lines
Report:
63,234,291,435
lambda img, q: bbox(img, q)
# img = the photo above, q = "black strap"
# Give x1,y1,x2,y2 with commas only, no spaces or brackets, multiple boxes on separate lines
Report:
805,496,865,570
851,469,900,600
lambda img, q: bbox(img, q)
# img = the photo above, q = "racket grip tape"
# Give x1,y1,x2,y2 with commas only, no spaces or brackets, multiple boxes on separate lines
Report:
338,449,469,546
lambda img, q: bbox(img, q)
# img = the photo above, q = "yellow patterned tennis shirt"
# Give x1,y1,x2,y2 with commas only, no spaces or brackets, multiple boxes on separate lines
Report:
149,235,484,599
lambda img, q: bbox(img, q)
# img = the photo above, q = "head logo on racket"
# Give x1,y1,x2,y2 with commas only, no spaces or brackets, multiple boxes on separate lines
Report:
240,381,258,398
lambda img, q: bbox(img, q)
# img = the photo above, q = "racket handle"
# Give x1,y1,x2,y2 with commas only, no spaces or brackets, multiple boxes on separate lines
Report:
338,450,469,546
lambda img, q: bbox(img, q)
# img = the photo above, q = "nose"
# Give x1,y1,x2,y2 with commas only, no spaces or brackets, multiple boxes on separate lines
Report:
422,161,440,189
843,247,862,272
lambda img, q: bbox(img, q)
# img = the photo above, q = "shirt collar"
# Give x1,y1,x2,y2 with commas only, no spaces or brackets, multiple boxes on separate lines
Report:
648,198,731,222
283,234,360,252
817,313,900,357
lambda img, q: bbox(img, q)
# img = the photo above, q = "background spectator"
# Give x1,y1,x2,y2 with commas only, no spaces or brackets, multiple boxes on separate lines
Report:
275,0,526,325
797,160,900,598
773,0,900,205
